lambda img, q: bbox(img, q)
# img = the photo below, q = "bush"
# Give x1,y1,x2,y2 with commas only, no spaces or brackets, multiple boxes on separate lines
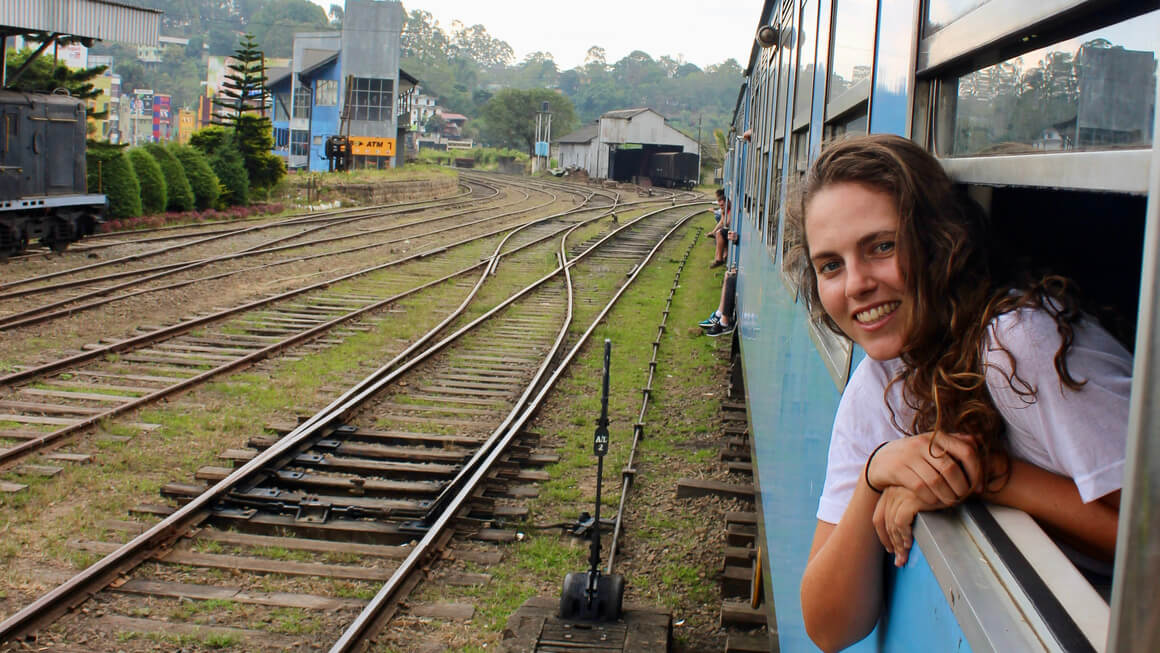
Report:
143,142,194,212
86,143,141,219
126,148,166,215
191,125,250,206
170,144,220,211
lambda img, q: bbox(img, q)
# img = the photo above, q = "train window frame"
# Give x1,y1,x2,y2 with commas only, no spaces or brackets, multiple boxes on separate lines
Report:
924,7,1159,194
825,0,876,121
916,0,1147,74
793,0,821,132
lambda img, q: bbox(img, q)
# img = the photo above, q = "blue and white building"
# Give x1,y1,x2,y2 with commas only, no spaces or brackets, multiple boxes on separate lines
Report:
268,0,417,171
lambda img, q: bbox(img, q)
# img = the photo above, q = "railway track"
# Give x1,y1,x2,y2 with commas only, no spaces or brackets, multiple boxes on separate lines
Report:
0,185,476,264
0,197,709,651
0,184,637,473
0,180,547,331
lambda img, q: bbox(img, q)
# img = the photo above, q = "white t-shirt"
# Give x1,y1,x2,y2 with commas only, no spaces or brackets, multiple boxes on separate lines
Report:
817,307,1133,525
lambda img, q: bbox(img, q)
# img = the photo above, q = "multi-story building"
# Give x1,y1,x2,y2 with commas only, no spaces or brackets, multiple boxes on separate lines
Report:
267,0,417,171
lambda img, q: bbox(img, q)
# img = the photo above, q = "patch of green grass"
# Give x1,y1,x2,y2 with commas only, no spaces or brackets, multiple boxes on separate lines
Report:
266,607,322,635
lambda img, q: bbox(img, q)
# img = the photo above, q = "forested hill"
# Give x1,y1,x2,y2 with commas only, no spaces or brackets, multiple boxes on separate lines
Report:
97,1,742,151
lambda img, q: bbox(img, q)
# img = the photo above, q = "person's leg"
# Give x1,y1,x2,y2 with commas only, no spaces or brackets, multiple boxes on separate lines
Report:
714,230,727,264
719,271,737,326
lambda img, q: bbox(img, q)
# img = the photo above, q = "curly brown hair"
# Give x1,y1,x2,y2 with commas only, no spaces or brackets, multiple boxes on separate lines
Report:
784,134,1084,464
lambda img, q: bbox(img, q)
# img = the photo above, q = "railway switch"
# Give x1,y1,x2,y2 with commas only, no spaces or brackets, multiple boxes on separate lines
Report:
560,340,625,623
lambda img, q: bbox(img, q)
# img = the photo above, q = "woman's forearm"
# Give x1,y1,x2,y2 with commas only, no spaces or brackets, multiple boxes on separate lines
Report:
983,459,1119,561
802,479,885,652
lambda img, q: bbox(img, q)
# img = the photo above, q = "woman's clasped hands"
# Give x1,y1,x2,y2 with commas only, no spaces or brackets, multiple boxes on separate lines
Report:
865,434,983,567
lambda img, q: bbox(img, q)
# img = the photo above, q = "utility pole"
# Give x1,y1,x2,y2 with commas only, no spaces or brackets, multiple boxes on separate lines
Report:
696,113,703,186
534,101,551,175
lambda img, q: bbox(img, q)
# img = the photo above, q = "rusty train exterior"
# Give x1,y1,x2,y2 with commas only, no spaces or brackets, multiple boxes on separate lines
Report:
0,90,106,259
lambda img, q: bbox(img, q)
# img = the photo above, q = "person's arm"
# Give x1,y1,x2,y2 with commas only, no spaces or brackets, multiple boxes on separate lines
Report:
802,479,886,653
984,460,1119,561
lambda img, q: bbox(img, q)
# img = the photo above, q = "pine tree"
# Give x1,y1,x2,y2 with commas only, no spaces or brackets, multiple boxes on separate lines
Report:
5,41,110,119
211,33,268,126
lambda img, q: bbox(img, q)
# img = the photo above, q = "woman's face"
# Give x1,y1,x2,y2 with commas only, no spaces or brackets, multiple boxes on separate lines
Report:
805,182,910,360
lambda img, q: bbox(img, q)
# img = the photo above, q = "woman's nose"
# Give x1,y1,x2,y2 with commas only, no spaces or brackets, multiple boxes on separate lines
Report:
845,260,876,298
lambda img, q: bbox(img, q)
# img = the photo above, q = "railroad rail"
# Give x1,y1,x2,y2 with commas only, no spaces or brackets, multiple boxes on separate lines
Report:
0,184,633,471
0,197,709,650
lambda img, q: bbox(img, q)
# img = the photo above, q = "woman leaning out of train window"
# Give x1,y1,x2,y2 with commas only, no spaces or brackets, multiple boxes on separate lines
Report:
790,134,1130,652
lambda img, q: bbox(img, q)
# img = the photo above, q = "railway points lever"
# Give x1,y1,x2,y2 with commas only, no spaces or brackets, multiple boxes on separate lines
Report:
559,339,625,622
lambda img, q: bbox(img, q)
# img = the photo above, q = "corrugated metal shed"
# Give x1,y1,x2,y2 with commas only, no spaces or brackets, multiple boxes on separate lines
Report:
0,0,162,46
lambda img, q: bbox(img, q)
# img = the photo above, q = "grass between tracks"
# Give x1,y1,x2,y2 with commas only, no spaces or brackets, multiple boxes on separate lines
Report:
0,252,493,627
393,211,731,652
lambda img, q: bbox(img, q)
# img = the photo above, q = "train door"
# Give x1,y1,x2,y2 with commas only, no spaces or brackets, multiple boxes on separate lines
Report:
44,98,82,194
0,106,21,199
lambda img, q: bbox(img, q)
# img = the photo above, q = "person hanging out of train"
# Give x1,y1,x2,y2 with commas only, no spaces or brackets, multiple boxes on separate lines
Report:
709,188,731,268
788,134,1131,652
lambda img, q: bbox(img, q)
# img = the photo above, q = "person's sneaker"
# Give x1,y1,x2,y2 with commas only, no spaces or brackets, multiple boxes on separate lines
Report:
709,259,725,268
698,312,720,328
705,321,734,337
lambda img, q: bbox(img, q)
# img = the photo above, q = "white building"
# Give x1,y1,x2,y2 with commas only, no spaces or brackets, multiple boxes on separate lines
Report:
557,108,700,181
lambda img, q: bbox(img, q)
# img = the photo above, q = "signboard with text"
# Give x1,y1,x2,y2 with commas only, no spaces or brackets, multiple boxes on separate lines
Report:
350,137,396,157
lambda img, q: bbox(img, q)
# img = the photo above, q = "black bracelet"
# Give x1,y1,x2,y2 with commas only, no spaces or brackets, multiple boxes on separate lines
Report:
864,441,889,494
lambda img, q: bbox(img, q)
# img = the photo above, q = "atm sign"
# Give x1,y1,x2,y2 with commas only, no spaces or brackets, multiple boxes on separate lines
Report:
350,137,396,157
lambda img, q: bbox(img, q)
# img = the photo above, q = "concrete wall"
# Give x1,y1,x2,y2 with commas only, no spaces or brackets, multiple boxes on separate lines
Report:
341,0,404,165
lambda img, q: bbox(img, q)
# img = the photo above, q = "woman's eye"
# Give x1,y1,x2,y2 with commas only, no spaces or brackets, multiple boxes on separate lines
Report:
872,241,895,255
818,260,840,274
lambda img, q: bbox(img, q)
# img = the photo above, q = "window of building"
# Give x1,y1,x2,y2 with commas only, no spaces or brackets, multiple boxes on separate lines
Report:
349,77,394,122
316,79,338,106
292,85,312,120
273,127,290,149
274,93,290,122
290,129,309,156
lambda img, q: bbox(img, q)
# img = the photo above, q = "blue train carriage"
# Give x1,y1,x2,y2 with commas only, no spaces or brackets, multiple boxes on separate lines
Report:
724,0,1159,651
0,89,107,259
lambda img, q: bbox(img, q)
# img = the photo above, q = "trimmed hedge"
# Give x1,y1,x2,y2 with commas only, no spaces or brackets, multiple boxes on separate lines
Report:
127,147,167,215
171,144,220,211
143,142,195,212
190,125,250,206
86,144,141,220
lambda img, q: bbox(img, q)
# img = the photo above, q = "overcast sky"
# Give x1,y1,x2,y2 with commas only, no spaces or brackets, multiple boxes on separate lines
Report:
309,0,759,70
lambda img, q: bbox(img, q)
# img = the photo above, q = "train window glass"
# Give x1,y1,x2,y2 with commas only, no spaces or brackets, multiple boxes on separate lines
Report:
924,0,988,36
315,79,338,107
794,0,819,127
292,85,312,120
935,9,1160,157
824,105,869,141
828,0,876,111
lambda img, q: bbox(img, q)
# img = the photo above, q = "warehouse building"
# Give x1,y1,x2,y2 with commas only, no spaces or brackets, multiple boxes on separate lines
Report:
267,0,417,171
557,108,700,182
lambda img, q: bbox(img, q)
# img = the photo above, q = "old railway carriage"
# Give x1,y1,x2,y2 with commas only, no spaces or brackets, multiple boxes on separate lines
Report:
0,90,106,258
725,0,1158,651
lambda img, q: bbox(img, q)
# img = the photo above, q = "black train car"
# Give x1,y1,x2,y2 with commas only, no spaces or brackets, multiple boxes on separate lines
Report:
648,151,699,189
0,90,106,259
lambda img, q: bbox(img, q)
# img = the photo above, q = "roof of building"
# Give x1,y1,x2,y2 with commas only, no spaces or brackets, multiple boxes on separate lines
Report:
437,111,468,122
558,123,598,144
299,49,338,77
267,67,292,88
601,107,653,120
0,0,162,45
400,69,419,86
